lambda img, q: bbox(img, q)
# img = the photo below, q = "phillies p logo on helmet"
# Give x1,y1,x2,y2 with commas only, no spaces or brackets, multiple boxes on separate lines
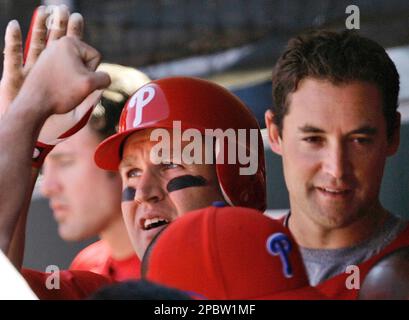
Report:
120,83,170,132
128,85,156,127
266,233,293,278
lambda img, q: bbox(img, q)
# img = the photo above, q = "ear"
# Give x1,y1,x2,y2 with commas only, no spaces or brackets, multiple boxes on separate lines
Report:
386,111,400,156
264,109,283,155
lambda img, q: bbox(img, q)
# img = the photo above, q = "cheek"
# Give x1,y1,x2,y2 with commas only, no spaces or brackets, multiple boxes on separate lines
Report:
353,152,386,186
167,186,221,215
121,202,136,229
282,144,319,180
121,202,135,223
93,176,122,206
167,190,201,215
68,164,100,192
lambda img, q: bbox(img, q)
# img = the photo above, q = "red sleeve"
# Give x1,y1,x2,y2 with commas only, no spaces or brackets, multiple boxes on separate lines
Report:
69,240,110,272
69,240,141,281
21,268,113,300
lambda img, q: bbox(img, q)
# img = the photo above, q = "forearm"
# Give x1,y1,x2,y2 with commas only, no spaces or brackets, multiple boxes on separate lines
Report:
0,94,48,253
7,168,39,269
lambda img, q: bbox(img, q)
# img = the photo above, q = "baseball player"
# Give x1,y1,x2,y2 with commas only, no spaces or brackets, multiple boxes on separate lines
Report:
22,77,267,299
265,29,409,299
94,76,266,259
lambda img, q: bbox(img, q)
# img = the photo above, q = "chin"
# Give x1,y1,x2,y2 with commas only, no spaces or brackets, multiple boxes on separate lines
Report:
315,210,358,229
59,227,87,242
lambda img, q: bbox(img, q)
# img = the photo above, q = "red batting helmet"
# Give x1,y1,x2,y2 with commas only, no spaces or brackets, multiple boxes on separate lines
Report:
94,77,266,211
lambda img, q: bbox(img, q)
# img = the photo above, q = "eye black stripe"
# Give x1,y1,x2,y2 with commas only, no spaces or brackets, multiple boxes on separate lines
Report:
122,187,136,202
166,175,207,192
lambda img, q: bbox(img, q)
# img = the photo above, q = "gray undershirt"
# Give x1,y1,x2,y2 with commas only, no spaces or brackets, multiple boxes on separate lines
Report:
285,213,408,286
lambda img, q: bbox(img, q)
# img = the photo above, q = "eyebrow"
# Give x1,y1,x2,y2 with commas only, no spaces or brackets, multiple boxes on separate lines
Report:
348,126,378,135
298,124,378,135
119,157,137,170
298,125,325,134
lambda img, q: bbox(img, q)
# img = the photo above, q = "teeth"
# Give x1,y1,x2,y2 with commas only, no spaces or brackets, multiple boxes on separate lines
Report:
321,188,347,194
144,217,169,230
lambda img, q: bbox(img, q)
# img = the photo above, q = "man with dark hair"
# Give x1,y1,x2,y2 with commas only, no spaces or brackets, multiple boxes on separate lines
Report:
265,30,409,299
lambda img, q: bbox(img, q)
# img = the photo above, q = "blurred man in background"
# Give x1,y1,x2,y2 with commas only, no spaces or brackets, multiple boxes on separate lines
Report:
41,63,150,281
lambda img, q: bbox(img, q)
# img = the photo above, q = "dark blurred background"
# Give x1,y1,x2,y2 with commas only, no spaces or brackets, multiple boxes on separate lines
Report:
1,0,409,270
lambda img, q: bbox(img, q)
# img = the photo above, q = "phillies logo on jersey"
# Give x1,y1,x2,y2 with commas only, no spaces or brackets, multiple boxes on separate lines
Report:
266,233,293,278
121,84,169,131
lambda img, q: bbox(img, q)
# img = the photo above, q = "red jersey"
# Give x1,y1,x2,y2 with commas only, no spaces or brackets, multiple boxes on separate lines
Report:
69,240,140,282
22,268,112,300
317,223,409,299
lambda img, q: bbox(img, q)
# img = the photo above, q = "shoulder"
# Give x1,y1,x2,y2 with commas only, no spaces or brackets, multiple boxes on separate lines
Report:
70,240,111,272
21,268,113,300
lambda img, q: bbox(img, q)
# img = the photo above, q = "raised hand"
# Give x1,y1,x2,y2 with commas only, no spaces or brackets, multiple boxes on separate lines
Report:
0,5,106,167
0,6,109,265
21,36,110,117
0,5,85,118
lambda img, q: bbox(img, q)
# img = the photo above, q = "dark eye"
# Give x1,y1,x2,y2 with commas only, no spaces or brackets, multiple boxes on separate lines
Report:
302,136,323,144
352,137,373,144
162,162,183,170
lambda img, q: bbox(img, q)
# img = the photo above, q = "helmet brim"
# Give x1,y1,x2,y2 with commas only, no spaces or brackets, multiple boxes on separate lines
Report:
94,128,140,171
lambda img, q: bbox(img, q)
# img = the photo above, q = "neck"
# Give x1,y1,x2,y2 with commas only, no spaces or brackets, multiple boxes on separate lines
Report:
99,215,135,260
288,201,389,249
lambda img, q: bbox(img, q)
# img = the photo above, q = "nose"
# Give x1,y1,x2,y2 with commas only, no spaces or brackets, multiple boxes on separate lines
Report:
322,142,351,179
40,165,62,198
133,169,165,204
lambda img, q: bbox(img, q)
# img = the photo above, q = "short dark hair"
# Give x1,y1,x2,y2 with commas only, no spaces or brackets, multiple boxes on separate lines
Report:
88,279,192,300
88,93,129,141
271,29,400,138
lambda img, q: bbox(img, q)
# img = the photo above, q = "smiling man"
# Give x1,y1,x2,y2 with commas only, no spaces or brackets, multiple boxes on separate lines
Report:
265,30,409,299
